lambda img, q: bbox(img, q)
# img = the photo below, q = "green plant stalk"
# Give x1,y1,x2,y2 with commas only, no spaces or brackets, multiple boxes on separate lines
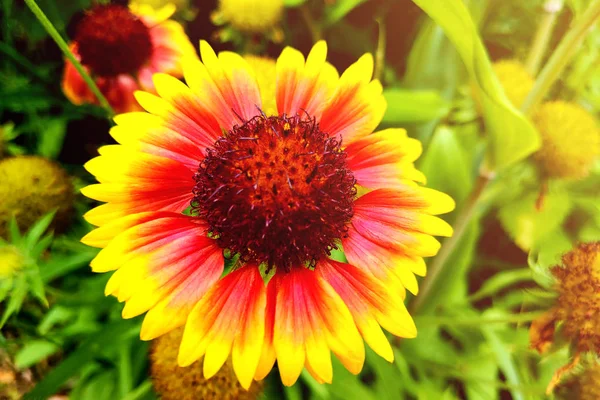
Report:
121,381,153,400
23,0,114,117
374,17,386,82
300,3,323,43
2,0,12,52
410,173,492,315
415,310,543,327
119,343,133,398
521,0,600,113
525,0,564,76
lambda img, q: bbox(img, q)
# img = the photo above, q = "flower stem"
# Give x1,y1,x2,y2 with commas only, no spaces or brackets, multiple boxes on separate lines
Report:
300,4,323,43
23,0,114,117
374,16,386,82
521,0,600,114
409,173,493,315
118,343,133,398
525,0,564,76
415,311,543,327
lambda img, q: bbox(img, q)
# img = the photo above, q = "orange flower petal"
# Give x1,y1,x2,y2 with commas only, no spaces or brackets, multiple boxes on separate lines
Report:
85,212,223,339
254,276,278,381
82,147,194,226
319,53,386,144
318,259,416,362
346,128,426,189
271,267,365,386
275,41,339,119
343,188,454,294
178,266,266,390
182,41,262,131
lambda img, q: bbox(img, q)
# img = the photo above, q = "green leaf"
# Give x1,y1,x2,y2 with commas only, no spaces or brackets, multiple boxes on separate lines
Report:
329,248,347,263
324,0,368,26
366,348,403,400
25,320,139,399
31,233,54,259
8,216,22,243
417,221,480,314
0,274,28,327
24,210,56,251
300,370,331,399
480,311,525,400
498,189,572,252
0,281,12,304
120,381,153,400
0,83,55,112
418,125,473,205
381,89,451,124
283,383,303,400
463,346,498,400
529,228,574,275
411,0,540,170
469,269,533,302
15,340,60,369
27,266,48,307
40,250,97,283
38,306,74,335
75,370,119,400
326,357,377,400
37,118,67,159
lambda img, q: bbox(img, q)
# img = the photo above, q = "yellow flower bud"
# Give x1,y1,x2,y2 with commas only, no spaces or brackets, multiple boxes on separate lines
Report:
492,59,535,108
532,101,600,179
218,0,283,34
0,156,74,238
150,328,263,400
131,0,190,11
0,245,24,278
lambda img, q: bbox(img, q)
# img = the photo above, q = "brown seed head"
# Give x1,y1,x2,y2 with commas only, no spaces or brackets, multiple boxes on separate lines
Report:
552,242,600,353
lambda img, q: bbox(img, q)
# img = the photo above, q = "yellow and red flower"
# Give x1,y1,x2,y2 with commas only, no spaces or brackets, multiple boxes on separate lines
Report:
62,3,195,113
81,41,455,388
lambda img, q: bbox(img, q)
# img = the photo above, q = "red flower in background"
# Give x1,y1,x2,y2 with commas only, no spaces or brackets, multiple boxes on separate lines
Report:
62,4,194,113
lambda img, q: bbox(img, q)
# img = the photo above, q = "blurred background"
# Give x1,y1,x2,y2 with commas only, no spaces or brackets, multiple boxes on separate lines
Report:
1,0,599,399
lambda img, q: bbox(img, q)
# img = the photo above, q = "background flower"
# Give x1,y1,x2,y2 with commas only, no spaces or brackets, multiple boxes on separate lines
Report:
62,3,195,113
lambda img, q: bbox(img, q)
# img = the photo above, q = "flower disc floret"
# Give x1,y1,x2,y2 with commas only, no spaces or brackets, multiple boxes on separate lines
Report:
75,5,153,77
551,242,600,353
192,114,356,271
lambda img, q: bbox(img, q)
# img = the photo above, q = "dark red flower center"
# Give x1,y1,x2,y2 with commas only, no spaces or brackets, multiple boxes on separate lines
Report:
192,114,356,272
74,5,153,77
